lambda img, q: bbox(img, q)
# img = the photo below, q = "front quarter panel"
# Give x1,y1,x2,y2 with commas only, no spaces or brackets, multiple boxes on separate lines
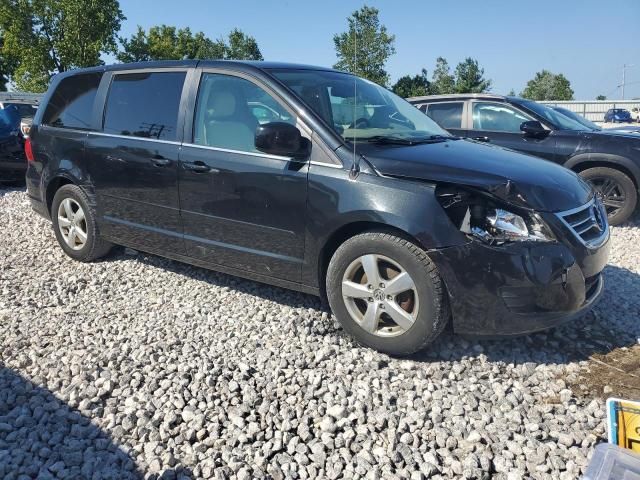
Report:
302,161,467,288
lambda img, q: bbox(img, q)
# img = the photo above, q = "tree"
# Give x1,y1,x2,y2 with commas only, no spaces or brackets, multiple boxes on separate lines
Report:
454,57,491,93
0,0,124,92
333,6,395,86
596,94,607,100
117,26,262,63
508,88,516,96
521,70,574,101
391,69,430,98
225,28,262,60
431,57,455,95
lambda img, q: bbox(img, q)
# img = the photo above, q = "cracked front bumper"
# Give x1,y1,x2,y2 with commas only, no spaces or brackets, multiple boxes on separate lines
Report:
430,234,610,336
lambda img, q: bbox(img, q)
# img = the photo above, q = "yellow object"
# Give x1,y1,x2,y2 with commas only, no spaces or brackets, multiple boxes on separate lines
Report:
608,398,640,452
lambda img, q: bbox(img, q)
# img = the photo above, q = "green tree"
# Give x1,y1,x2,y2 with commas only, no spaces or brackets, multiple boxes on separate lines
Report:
431,57,455,94
118,25,225,62
225,28,262,60
596,94,606,100
117,26,262,63
521,70,574,101
0,0,124,92
391,69,430,98
333,6,395,86
454,57,491,93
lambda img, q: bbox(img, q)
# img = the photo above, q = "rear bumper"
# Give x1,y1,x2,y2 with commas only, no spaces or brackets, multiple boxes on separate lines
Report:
430,233,610,336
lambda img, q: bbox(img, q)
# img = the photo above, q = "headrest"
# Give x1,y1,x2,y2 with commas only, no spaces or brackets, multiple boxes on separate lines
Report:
209,91,236,118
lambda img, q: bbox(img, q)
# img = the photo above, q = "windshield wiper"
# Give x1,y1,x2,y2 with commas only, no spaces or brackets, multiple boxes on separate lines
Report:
363,134,454,145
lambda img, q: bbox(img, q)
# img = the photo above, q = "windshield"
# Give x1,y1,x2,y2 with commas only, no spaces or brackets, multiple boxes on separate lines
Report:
552,107,600,131
518,100,590,131
270,69,449,142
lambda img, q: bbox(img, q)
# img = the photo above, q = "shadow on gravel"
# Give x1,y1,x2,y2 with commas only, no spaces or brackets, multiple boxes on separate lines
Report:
105,242,640,368
103,246,328,313
0,365,193,479
0,185,25,197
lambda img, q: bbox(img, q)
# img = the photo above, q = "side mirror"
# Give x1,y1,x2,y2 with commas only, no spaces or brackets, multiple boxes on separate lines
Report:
255,122,310,158
520,120,548,138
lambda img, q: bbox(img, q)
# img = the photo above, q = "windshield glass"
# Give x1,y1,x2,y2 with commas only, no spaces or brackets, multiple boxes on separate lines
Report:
519,100,590,131
552,107,600,131
270,69,449,142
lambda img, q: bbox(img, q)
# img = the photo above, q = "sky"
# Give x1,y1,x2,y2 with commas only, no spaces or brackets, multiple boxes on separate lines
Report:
116,0,640,100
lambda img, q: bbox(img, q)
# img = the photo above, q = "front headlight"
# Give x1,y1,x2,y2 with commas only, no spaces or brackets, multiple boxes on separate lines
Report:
468,208,556,244
435,184,557,245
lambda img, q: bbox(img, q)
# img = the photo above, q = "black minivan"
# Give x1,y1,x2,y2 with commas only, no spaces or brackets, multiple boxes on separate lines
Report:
26,60,610,355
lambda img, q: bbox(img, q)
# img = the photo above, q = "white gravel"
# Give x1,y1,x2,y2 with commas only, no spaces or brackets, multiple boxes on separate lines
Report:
1,186,639,479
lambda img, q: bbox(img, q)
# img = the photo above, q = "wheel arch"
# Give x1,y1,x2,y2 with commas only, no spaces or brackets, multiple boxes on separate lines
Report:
45,175,76,215
317,221,427,302
566,153,640,191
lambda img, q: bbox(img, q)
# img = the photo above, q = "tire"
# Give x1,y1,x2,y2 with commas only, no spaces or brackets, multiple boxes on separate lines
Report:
579,167,637,225
51,184,112,261
326,231,449,355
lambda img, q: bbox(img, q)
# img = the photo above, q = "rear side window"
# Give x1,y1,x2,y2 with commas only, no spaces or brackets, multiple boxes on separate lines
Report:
427,102,463,129
103,71,186,141
42,73,102,129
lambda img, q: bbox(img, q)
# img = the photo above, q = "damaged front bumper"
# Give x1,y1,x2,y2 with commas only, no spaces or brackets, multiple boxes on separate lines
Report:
430,223,610,337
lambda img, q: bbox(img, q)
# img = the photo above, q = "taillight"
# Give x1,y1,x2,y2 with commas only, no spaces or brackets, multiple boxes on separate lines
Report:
25,138,34,163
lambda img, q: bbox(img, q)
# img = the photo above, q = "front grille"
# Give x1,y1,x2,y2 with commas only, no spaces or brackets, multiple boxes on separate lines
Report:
557,198,609,248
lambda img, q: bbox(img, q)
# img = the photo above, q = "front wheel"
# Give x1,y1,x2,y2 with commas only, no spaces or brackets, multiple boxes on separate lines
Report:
579,167,637,225
326,232,449,355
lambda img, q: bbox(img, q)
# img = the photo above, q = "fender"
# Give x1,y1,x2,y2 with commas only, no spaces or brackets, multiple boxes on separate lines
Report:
565,152,640,190
301,165,468,288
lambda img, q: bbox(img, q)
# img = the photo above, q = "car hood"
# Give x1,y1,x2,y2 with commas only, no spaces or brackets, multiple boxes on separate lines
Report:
358,139,592,212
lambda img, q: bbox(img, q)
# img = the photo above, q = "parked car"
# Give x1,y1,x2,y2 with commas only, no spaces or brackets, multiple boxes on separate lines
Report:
633,107,640,123
604,108,632,123
26,61,610,355
0,93,40,183
409,94,640,225
550,106,602,131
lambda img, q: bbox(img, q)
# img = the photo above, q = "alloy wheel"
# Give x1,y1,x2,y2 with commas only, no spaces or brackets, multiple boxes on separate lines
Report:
341,254,419,337
587,176,626,217
57,198,88,250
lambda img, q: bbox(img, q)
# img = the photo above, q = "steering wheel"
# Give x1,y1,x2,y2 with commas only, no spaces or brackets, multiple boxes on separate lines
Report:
349,117,370,129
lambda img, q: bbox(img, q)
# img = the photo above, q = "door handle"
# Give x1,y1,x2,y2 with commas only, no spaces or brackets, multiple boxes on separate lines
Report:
183,161,214,173
151,155,171,167
472,136,490,142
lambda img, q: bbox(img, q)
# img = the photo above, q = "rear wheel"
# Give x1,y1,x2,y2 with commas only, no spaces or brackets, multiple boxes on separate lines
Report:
326,232,448,355
579,167,637,225
51,184,112,261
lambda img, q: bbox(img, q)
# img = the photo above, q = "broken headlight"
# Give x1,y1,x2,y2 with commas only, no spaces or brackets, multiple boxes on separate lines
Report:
465,208,555,244
436,185,556,245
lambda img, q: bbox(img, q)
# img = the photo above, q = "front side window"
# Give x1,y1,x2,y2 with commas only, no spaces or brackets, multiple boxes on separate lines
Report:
103,71,186,141
518,100,589,131
270,69,448,143
193,73,295,152
472,102,532,132
426,102,464,129
42,72,102,129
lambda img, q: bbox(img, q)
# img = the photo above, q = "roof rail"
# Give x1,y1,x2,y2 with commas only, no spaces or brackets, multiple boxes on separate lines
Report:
407,93,506,102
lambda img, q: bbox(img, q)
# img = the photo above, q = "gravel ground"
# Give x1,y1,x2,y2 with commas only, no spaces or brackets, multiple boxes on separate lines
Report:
1,186,639,480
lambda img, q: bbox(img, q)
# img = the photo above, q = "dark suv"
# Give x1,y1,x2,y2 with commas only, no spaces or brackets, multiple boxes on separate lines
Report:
409,94,640,225
0,93,40,183
26,61,610,354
